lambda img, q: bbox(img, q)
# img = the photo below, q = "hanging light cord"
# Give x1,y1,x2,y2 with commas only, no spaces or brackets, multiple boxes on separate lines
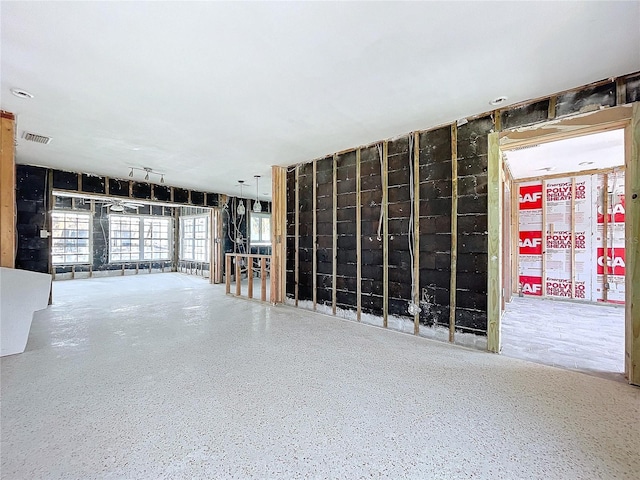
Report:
408,133,417,312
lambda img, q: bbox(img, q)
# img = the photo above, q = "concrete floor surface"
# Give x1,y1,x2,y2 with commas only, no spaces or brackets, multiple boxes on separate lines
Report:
1,274,639,479
501,297,625,378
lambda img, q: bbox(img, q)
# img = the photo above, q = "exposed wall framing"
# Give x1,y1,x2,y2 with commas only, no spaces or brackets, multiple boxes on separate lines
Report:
278,72,639,362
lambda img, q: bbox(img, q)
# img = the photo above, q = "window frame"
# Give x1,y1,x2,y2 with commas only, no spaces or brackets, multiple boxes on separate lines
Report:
108,214,173,263
51,210,92,265
250,212,271,246
179,214,210,262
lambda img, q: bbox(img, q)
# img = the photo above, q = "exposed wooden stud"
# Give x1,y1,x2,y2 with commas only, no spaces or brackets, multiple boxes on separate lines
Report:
487,132,502,353
548,96,557,120
77,173,83,193
247,256,253,299
225,254,231,294
541,179,547,297
602,173,609,302
494,109,502,132
294,166,300,307
512,177,519,295
261,257,267,302
382,141,389,328
413,133,420,335
270,166,287,304
570,177,576,299
129,180,133,198
312,159,318,310
170,187,175,203
332,154,337,315
235,255,241,296
449,125,458,342
0,111,16,268
356,148,362,321
172,209,180,272
625,103,639,386
105,176,110,195
209,208,215,284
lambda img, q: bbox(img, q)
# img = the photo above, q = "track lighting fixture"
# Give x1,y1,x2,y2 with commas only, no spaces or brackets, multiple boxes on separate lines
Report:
127,166,165,184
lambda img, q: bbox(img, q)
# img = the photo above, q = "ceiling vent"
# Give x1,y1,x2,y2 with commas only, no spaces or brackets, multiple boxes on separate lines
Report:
22,131,52,145
510,143,539,151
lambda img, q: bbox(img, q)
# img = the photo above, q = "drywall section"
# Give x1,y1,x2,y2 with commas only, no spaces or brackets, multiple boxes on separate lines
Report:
283,72,638,346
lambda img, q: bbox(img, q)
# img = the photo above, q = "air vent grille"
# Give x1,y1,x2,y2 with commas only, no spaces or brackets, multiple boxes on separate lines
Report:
510,144,539,151
22,131,52,144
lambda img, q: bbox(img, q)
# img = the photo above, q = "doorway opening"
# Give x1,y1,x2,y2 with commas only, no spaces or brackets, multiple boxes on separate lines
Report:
500,128,626,378
50,191,223,284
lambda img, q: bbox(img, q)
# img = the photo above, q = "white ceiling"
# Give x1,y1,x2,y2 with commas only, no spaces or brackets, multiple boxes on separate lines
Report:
1,2,639,199
504,128,625,180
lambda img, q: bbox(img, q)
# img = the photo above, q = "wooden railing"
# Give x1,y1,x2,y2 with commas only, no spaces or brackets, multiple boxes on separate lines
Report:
225,253,270,302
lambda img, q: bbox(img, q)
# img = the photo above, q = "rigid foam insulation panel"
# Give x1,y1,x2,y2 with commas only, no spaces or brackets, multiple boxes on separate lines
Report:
359,146,384,315
315,156,334,307
455,116,492,333
518,171,626,304
386,136,413,319
418,126,453,328
297,163,314,301
286,168,296,299
335,151,358,311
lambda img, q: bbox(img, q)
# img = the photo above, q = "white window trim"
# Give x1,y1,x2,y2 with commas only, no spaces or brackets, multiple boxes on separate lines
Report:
180,214,210,262
250,212,271,246
51,210,92,265
108,214,173,263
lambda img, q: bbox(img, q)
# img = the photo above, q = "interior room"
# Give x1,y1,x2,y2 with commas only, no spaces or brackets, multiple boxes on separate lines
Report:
1,2,639,479
500,130,626,378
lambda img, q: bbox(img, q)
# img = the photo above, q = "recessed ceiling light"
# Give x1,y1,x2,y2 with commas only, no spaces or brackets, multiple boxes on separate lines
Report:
578,161,594,166
490,96,508,106
11,88,34,99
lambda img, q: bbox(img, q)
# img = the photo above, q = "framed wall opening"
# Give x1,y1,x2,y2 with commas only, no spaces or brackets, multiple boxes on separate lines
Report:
51,191,222,283
501,129,626,378
487,104,640,386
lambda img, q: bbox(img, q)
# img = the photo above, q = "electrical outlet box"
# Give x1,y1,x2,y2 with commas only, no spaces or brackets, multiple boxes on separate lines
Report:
39,230,50,238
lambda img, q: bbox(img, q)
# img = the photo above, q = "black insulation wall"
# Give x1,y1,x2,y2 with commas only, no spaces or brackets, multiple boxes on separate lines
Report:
284,72,640,338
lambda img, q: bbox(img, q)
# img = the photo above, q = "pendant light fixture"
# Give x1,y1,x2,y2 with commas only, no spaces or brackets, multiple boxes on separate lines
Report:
253,175,262,213
237,180,246,216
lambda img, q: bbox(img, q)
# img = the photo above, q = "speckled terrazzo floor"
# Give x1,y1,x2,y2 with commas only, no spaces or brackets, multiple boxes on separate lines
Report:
2,274,639,479
501,297,625,378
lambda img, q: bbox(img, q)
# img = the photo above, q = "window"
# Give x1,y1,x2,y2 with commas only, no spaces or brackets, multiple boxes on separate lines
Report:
250,212,271,245
52,211,91,264
109,216,140,262
109,215,171,262
180,215,210,262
